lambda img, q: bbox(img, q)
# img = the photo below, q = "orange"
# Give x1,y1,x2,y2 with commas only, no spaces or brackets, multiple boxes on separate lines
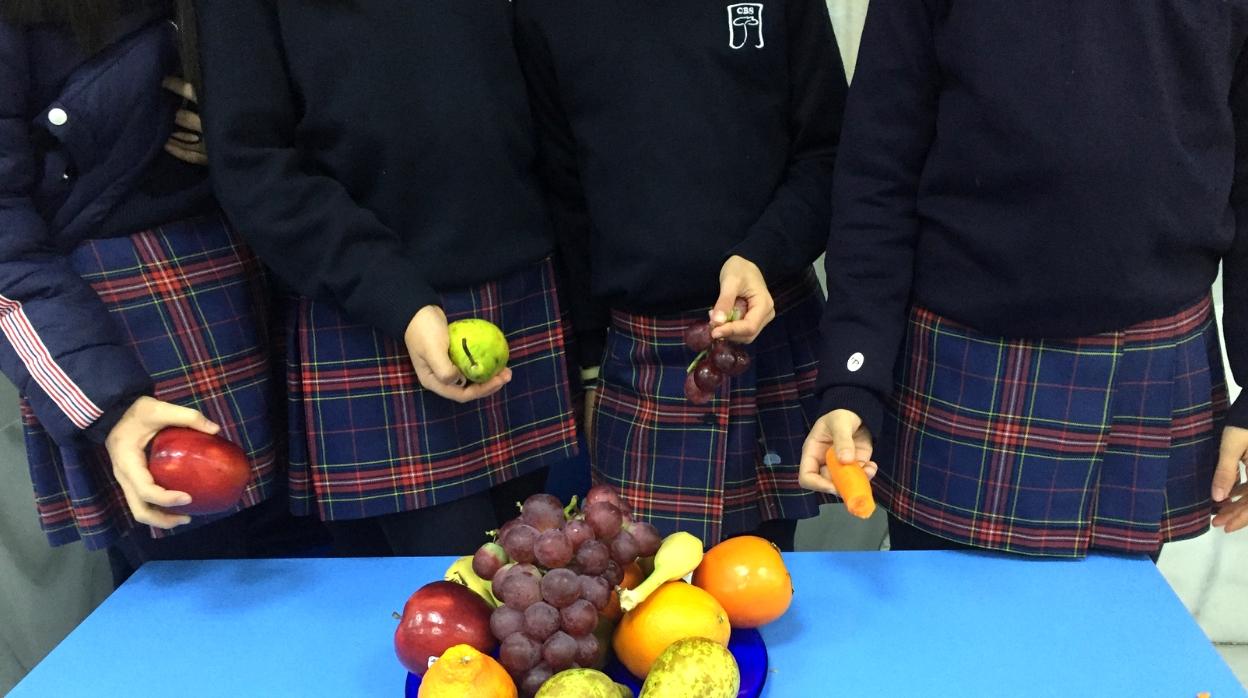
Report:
692,535,792,628
603,561,645,622
612,581,731,677
418,644,516,698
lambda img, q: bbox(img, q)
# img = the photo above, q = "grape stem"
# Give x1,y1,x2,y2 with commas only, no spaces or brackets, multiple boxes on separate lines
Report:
563,495,579,519
686,350,707,374
392,611,401,621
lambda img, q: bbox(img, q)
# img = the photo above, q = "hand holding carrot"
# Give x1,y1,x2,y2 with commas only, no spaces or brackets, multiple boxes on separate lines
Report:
798,409,878,518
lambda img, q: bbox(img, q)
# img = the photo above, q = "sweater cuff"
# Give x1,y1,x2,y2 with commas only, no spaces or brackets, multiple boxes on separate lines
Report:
350,256,441,342
728,233,786,286
819,386,886,442
82,391,148,445
1227,394,1248,430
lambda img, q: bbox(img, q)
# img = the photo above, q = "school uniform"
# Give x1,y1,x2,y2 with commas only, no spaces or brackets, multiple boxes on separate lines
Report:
0,10,281,552
196,0,578,552
514,0,848,545
820,1,1248,556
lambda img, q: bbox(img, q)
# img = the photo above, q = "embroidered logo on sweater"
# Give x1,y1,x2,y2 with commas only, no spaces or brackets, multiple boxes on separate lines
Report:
728,3,764,49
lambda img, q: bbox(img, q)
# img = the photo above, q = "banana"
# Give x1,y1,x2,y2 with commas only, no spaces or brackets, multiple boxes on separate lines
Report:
443,555,500,608
618,531,704,613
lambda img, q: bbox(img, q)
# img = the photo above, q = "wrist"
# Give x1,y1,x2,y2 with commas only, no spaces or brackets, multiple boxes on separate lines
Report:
93,393,150,446
407,305,444,336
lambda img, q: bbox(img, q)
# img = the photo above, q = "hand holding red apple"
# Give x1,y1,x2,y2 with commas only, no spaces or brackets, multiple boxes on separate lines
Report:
105,397,249,528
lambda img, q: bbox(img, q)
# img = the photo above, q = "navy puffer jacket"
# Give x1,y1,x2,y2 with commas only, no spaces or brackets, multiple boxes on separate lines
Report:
0,13,200,444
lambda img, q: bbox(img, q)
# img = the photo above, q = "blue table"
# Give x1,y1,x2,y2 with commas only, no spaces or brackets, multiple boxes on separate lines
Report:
11,552,1244,697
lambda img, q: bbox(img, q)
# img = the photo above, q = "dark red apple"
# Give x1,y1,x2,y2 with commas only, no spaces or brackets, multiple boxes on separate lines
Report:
394,580,496,675
147,427,250,515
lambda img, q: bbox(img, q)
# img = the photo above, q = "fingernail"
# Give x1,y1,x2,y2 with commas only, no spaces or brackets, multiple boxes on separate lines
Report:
1213,486,1227,502
176,494,192,505
838,449,854,463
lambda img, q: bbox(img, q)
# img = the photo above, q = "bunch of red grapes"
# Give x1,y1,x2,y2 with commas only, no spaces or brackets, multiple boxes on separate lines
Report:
471,485,661,696
682,299,752,404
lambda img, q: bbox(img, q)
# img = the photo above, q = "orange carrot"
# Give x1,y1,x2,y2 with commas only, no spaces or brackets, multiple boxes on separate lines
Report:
825,447,876,519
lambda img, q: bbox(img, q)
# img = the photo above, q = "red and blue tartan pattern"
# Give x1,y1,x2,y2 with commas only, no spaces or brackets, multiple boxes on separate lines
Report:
284,258,578,520
22,214,281,550
877,297,1227,557
591,272,830,546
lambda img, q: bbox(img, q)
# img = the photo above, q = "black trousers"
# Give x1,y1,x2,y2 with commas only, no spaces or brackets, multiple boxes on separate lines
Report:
324,467,550,557
887,514,1162,563
327,466,798,557
109,486,330,587
748,518,798,553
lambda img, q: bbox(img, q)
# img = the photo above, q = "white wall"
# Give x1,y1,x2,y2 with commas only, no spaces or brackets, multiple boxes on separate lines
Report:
827,0,870,81
0,379,112,695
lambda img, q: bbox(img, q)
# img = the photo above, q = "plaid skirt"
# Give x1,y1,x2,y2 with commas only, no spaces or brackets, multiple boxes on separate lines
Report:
591,271,829,545
285,257,578,520
22,214,281,550
877,297,1227,557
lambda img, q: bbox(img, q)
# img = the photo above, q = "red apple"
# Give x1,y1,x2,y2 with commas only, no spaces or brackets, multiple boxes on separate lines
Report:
147,427,251,515
394,580,496,675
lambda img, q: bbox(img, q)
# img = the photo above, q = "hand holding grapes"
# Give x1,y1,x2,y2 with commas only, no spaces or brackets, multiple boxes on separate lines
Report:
681,299,753,404
710,255,774,343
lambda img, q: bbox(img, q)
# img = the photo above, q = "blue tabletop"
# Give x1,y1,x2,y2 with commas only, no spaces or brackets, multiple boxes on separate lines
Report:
11,552,1244,698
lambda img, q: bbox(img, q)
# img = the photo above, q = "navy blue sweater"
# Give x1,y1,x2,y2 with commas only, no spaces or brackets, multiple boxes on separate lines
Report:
196,0,555,340
819,0,1248,433
515,0,846,366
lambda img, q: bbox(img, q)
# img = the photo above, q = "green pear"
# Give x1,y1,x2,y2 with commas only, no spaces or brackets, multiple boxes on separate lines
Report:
639,637,739,698
536,668,633,698
447,319,509,383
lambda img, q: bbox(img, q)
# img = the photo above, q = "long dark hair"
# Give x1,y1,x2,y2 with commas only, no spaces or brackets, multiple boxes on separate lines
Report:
1,0,199,88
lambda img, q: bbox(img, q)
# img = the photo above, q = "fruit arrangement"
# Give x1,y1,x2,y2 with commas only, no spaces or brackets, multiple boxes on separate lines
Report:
682,300,751,404
472,486,663,695
400,485,796,698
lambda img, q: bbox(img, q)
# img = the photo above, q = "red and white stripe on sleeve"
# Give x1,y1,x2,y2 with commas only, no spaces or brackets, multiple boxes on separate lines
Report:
0,294,103,429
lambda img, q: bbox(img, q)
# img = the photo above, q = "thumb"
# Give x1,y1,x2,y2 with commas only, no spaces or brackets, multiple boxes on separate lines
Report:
425,344,463,385
711,278,742,325
160,403,220,435
1213,435,1244,502
830,412,860,465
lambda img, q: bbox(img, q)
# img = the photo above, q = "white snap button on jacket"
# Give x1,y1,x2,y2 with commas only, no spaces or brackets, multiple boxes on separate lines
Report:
847,352,864,372
48,108,68,126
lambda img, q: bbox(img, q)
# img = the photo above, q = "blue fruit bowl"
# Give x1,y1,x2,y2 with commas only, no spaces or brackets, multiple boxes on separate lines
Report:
404,628,767,697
